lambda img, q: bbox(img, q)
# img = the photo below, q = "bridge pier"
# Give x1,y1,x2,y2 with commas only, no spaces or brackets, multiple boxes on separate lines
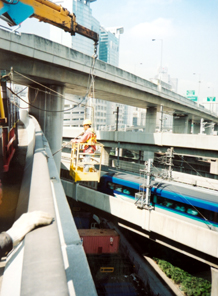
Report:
192,120,201,134
204,121,214,135
142,151,155,162
29,85,65,172
102,147,111,166
145,107,157,133
173,115,192,134
211,267,218,296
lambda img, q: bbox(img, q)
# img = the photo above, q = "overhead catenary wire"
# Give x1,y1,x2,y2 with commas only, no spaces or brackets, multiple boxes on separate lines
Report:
151,157,215,230
177,154,218,192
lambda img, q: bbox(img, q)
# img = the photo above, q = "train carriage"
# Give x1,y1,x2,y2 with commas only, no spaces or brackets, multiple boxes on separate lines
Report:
97,172,218,230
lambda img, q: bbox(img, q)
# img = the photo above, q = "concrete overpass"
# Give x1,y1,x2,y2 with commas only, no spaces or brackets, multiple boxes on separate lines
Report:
62,127,218,175
1,27,218,171
0,28,217,121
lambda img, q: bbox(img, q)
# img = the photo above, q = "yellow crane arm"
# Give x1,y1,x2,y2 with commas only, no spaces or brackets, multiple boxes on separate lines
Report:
0,0,99,43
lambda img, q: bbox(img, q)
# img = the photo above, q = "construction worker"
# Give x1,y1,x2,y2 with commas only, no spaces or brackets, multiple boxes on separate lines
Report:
71,119,97,172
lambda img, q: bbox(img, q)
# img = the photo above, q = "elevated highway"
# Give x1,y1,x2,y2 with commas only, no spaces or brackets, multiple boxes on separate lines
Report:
0,28,217,122
63,127,218,159
1,27,218,172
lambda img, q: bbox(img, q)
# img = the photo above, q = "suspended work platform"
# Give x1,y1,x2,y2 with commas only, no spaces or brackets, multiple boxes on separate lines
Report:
69,142,104,182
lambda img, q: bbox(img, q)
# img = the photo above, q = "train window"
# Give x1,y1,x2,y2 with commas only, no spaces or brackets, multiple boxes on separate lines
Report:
124,187,140,197
163,201,174,208
197,208,214,222
114,184,122,192
152,195,157,203
123,188,131,195
107,182,115,190
187,208,198,216
213,212,218,223
174,205,186,212
153,193,217,225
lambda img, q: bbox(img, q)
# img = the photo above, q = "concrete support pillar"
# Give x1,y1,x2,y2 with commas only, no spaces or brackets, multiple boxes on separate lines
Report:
214,124,218,132
192,121,200,134
29,85,65,172
211,267,218,296
204,122,214,135
145,107,157,133
142,151,154,162
138,151,142,163
210,160,218,174
101,147,111,166
173,115,191,134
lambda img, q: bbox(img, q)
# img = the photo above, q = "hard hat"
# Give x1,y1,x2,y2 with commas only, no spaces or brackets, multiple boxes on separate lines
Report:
83,119,92,125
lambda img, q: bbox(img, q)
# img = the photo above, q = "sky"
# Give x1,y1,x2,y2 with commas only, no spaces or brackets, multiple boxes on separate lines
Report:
90,0,218,106
1,0,218,108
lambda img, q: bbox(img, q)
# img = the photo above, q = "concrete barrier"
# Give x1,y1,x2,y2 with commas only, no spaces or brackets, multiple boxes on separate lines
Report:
1,115,97,296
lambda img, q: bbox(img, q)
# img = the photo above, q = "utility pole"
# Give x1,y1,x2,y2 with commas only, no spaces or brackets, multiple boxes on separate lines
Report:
166,147,174,180
113,106,120,168
113,106,119,131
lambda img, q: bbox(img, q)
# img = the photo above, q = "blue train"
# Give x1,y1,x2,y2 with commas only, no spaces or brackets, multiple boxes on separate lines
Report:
97,172,218,230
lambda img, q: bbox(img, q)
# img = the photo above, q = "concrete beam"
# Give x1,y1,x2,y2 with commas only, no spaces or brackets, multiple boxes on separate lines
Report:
0,29,218,123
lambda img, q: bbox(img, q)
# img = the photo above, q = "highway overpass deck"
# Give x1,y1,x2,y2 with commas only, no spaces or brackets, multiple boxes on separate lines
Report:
0,27,218,123
63,127,218,160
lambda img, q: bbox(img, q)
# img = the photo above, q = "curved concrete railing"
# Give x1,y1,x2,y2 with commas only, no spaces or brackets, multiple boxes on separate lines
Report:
1,112,97,296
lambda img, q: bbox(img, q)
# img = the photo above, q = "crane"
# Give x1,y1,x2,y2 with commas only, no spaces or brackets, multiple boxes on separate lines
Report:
0,0,100,175
0,0,99,49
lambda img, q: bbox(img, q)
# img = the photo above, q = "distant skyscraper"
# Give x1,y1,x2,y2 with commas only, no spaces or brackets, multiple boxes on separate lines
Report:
59,0,126,130
71,0,100,56
99,26,124,67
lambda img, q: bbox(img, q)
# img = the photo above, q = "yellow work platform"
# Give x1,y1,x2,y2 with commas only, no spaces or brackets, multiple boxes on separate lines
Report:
69,142,104,182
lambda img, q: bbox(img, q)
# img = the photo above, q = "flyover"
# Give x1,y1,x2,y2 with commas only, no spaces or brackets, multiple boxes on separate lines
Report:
1,27,218,122
1,27,218,170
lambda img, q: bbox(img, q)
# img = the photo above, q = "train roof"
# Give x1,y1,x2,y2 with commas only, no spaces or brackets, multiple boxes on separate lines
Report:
102,172,218,206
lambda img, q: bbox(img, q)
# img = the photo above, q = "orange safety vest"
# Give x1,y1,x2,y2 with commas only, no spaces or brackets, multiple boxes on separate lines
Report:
84,131,97,153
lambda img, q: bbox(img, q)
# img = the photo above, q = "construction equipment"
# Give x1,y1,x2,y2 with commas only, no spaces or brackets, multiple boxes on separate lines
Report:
70,141,104,182
0,0,99,49
0,0,99,174
0,71,19,173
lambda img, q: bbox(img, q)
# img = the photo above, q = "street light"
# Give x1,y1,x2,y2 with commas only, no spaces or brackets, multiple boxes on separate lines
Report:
152,39,163,87
193,72,201,101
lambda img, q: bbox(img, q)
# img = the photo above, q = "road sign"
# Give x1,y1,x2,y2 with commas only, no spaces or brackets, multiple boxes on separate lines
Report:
187,96,198,102
186,90,195,96
207,97,216,102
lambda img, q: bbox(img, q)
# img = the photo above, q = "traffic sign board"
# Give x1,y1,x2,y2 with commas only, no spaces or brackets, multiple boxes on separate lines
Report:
187,96,198,102
186,90,195,96
207,97,216,102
